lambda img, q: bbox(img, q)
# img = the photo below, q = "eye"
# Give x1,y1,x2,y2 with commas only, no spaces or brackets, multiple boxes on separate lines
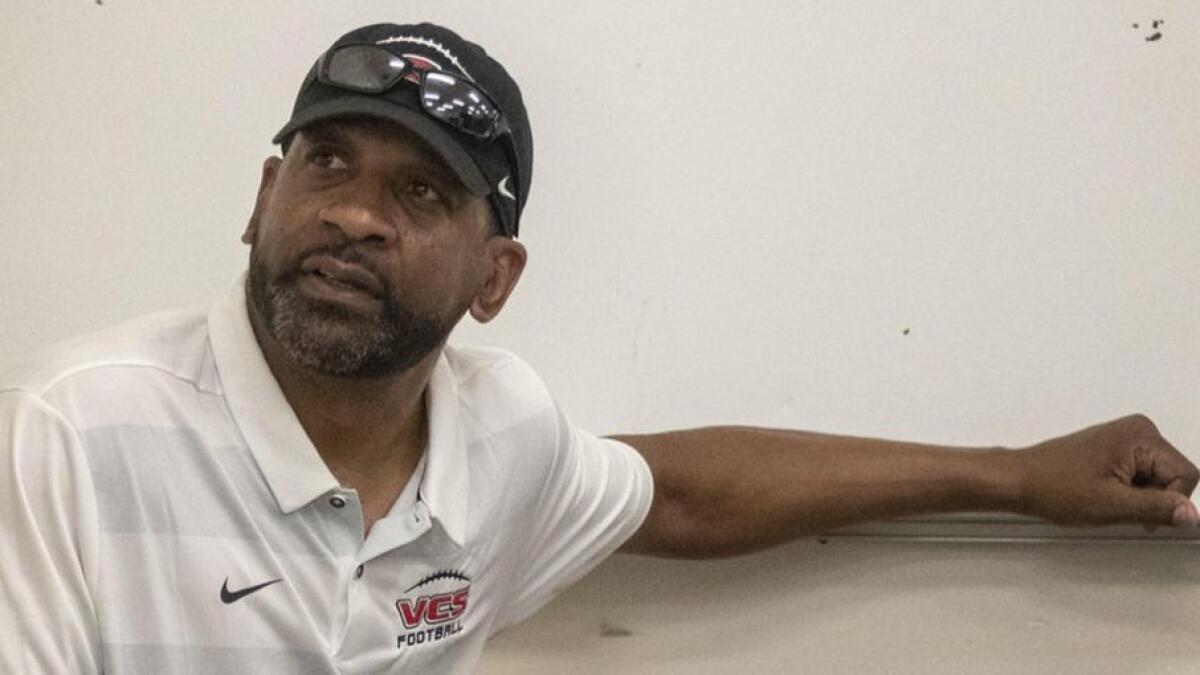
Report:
306,147,348,170
400,180,444,204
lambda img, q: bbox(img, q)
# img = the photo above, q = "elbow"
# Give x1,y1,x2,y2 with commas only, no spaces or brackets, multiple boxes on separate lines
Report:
624,487,780,560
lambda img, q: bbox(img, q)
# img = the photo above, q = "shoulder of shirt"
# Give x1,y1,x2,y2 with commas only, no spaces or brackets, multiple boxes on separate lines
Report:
0,304,213,398
442,343,559,435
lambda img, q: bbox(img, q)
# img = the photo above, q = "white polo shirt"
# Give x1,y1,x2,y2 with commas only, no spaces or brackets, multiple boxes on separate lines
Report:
0,281,654,674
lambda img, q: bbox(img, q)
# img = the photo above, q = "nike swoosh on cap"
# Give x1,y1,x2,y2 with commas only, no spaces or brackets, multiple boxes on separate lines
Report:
220,576,282,604
496,176,516,201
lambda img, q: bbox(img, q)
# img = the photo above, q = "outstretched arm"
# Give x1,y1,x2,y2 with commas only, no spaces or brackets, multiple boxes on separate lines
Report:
614,414,1199,559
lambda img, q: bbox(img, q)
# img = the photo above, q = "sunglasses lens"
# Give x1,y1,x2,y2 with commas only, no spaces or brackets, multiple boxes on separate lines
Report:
419,71,501,139
326,46,408,93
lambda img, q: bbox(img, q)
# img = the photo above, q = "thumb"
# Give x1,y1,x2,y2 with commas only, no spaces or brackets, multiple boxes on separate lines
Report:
1112,486,1199,528
1173,500,1200,527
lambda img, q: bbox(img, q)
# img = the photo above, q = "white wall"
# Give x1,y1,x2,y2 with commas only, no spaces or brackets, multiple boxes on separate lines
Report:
3,2,1197,672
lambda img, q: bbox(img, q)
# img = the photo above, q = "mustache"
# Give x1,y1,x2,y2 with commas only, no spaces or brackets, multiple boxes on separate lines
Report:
297,242,378,272
272,242,392,299
282,243,381,279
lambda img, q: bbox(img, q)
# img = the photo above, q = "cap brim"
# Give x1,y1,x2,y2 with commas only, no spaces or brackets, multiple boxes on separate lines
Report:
270,96,492,197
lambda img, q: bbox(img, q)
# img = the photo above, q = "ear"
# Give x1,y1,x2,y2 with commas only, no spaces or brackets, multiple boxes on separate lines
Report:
242,156,283,245
469,238,528,323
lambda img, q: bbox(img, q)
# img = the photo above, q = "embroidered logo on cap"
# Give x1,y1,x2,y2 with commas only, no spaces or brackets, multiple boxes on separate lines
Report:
376,35,473,79
399,54,445,85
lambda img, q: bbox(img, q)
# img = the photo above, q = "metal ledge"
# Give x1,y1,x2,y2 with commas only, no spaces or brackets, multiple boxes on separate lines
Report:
825,512,1200,544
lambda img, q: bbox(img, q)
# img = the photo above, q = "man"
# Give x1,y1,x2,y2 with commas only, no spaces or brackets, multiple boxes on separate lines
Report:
0,21,1195,674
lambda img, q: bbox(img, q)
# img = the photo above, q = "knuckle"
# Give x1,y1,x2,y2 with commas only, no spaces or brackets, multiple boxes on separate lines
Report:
1125,413,1154,429
1123,413,1161,440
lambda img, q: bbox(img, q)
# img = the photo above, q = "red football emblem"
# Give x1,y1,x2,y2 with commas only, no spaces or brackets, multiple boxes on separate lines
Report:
402,54,444,85
394,569,471,649
397,588,469,629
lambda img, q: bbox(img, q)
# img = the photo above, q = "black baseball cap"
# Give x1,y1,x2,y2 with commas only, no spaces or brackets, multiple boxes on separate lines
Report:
273,23,533,237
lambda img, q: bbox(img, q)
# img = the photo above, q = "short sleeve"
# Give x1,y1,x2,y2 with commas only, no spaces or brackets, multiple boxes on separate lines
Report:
0,390,102,674
494,405,654,630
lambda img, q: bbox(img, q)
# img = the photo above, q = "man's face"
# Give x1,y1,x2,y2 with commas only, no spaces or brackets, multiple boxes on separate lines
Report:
242,117,512,378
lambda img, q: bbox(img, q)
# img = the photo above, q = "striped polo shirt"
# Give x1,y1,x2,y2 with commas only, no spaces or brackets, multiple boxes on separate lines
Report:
0,280,654,674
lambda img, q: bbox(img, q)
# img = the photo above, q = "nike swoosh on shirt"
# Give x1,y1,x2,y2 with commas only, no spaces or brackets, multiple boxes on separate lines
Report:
220,576,282,604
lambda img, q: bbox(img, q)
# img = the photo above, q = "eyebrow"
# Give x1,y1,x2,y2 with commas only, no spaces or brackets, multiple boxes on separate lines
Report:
299,121,472,199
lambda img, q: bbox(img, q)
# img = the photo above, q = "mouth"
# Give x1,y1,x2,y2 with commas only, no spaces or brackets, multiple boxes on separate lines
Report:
297,254,385,305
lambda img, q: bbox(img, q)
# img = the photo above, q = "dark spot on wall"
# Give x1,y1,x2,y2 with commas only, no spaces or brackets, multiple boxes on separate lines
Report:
1133,19,1164,42
902,328,911,336
600,622,633,637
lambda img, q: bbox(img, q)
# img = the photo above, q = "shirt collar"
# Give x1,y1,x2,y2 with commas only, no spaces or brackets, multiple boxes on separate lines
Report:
208,278,337,512
206,277,470,546
421,351,469,547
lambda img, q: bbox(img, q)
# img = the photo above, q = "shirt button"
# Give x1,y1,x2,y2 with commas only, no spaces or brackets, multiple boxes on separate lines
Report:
355,564,364,579
329,496,346,509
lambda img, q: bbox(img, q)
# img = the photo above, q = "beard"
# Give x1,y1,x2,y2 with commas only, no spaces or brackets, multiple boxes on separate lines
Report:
247,243,459,379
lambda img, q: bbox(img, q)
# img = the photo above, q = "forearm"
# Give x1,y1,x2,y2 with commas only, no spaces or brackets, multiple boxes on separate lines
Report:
614,425,1023,558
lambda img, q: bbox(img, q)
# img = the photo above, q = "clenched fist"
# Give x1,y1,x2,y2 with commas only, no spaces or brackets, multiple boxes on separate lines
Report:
1016,414,1199,529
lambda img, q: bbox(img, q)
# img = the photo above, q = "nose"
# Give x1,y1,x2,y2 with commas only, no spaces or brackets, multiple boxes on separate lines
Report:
318,177,398,245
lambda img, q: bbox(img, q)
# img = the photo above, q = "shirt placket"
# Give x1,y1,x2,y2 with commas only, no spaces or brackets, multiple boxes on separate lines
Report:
332,497,433,664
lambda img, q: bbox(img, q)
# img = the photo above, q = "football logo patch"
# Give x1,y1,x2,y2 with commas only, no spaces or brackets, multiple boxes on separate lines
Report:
395,569,471,649
399,54,445,86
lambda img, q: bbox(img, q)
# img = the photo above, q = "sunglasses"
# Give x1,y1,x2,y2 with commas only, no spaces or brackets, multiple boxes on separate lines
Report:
317,44,521,235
